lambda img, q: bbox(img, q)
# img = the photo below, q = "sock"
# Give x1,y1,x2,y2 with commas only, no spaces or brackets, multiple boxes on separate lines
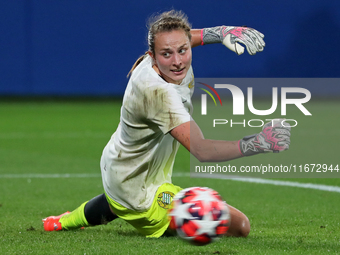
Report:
84,194,117,225
59,202,89,230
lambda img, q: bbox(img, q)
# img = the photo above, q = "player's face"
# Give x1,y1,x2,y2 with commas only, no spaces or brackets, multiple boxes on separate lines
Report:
150,30,192,85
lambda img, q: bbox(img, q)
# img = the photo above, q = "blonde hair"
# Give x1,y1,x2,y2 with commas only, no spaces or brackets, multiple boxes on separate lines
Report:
127,10,192,77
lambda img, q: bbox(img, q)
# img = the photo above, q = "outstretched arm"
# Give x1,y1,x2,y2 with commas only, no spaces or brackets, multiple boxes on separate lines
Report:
190,29,204,48
170,120,242,162
170,119,291,162
190,26,265,55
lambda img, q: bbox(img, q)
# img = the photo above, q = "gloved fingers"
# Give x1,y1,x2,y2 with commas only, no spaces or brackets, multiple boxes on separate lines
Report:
272,128,291,137
247,28,265,47
276,134,291,141
234,28,265,55
277,137,291,145
235,36,258,55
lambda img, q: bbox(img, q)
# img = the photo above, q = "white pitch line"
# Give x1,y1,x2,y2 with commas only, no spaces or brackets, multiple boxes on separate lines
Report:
183,173,340,193
0,172,339,193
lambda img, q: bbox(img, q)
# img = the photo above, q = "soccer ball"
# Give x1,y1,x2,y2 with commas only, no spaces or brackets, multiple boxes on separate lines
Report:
168,187,230,245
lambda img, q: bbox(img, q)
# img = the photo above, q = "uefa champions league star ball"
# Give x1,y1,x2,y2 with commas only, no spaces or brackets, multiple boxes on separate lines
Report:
168,187,230,246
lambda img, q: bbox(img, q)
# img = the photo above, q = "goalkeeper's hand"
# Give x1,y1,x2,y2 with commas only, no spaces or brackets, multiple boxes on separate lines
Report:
201,26,265,55
239,119,291,156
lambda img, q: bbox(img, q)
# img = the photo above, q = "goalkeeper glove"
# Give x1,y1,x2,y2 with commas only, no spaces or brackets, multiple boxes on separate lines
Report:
201,26,265,55
239,119,291,156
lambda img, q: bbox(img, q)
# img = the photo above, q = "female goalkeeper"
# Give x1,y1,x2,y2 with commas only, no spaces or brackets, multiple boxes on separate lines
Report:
43,10,290,238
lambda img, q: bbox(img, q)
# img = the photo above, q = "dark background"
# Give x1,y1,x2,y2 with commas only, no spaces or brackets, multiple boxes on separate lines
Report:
1,0,339,96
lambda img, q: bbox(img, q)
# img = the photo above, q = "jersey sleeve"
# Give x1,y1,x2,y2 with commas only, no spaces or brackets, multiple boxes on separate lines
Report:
144,85,191,134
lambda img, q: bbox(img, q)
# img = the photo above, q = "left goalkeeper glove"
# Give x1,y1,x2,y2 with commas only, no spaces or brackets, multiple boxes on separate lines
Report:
239,119,291,156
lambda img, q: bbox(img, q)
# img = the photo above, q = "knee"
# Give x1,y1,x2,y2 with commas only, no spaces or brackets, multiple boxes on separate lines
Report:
238,215,250,237
226,205,251,237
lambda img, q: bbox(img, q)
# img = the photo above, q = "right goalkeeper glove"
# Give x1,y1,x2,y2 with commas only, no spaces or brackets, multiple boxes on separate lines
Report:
239,119,291,156
201,26,265,55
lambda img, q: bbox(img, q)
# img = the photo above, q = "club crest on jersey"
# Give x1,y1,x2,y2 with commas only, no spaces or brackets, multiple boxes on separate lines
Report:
157,191,175,209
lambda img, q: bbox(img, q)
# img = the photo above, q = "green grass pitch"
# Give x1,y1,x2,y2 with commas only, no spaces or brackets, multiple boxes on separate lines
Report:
0,99,339,254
